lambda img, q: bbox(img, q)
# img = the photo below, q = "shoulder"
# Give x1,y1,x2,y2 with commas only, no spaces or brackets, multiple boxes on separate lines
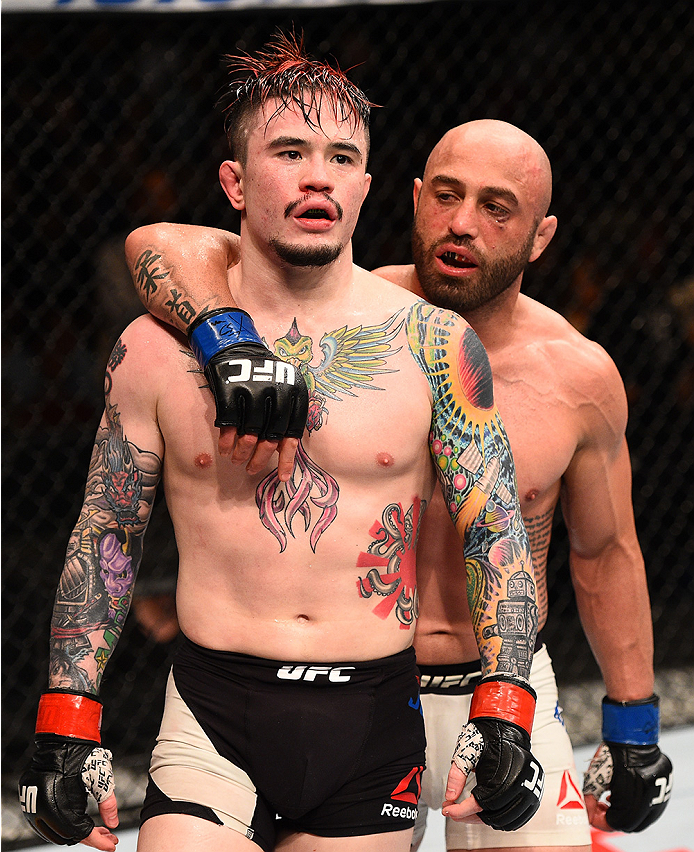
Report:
371,263,423,297
520,296,628,439
106,315,192,393
114,314,187,358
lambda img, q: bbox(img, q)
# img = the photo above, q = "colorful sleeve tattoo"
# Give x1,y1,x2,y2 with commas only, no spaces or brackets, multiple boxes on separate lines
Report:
49,340,162,693
406,303,538,678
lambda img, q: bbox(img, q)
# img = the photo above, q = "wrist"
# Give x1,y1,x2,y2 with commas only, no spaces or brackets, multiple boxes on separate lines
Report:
469,674,537,736
37,690,102,743
188,308,263,367
602,693,660,746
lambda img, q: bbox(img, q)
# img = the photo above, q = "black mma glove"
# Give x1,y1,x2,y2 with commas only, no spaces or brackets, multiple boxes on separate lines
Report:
583,694,673,832
189,308,309,440
18,690,115,845
451,674,544,831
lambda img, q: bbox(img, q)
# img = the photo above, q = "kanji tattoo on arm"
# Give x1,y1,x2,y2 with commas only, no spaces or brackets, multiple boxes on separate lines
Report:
132,249,201,331
406,303,538,678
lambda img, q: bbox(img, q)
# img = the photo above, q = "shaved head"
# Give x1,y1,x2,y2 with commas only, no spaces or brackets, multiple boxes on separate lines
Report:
424,120,553,220
412,119,557,315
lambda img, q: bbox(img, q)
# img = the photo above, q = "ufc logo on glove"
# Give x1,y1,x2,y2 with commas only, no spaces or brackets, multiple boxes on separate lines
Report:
19,785,38,815
522,760,544,800
222,358,297,385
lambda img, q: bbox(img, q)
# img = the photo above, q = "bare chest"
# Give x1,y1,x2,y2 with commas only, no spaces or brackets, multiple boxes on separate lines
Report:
491,362,580,514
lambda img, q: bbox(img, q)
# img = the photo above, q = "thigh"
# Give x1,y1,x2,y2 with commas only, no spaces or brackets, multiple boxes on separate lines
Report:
137,814,259,852
276,827,414,852
143,672,277,850
419,690,473,812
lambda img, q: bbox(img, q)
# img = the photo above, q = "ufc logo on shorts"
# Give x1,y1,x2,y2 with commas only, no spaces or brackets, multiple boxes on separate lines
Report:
651,772,673,806
223,359,296,385
19,785,38,815
522,761,545,800
277,665,356,682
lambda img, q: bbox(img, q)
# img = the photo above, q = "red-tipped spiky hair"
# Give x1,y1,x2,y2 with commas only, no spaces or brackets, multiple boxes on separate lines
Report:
218,30,374,163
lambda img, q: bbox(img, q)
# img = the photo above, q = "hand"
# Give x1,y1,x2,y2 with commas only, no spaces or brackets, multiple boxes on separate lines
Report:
18,691,119,850
583,741,673,832
441,725,484,824
443,675,545,831
189,309,309,477
218,429,299,482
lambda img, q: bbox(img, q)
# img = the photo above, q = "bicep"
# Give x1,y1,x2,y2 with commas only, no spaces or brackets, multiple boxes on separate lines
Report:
561,434,639,562
406,303,520,538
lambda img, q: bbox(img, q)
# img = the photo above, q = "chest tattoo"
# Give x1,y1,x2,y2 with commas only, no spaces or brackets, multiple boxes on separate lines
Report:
255,312,404,551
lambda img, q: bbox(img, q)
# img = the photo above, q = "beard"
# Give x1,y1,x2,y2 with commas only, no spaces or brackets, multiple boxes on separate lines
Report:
270,193,345,267
269,237,343,267
411,220,536,314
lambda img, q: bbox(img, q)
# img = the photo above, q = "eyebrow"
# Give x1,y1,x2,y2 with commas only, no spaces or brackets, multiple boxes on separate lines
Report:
268,135,364,161
431,175,519,207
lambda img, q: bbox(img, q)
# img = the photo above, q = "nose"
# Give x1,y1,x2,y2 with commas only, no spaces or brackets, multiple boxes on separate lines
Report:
449,199,479,240
299,155,334,194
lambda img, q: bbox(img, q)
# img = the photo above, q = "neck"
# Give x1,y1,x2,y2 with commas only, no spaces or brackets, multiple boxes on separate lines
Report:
233,230,355,313
461,280,524,353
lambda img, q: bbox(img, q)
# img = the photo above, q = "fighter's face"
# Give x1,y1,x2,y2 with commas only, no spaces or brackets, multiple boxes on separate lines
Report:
221,100,371,268
411,135,544,314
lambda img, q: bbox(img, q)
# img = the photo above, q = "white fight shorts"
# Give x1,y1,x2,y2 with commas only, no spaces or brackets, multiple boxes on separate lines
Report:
413,645,590,849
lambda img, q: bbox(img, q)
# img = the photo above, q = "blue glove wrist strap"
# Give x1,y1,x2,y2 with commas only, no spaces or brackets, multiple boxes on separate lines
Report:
601,694,660,746
188,309,263,367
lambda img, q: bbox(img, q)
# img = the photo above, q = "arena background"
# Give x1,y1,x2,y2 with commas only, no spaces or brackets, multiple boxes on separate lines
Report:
2,0,693,845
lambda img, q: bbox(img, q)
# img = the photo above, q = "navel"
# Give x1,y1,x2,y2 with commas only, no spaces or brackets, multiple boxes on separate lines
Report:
296,614,310,624
194,452,213,469
376,452,394,468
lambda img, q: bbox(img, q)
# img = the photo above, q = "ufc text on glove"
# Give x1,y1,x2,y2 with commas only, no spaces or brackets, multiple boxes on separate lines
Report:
451,674,545,831
189,308,309,440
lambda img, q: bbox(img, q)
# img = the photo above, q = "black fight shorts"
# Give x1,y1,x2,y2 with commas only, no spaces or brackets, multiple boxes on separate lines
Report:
140,637,426,850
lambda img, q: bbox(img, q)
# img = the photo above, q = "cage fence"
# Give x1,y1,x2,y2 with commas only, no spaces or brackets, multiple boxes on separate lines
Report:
2,0,693,844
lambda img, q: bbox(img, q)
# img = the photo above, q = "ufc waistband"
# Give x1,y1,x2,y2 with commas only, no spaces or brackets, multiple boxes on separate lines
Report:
418,632,544,695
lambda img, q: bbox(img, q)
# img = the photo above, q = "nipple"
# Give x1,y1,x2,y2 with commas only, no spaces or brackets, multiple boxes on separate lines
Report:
525,489,539,502
194,453,213,469
376,452,394,468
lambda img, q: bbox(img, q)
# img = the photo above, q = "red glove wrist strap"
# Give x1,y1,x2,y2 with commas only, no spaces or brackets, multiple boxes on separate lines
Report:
36,692,102,742
469,679,536,736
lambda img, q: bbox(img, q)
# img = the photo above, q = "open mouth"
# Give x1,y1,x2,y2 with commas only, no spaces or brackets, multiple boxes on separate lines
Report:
299,208,333,220
439,250,477,270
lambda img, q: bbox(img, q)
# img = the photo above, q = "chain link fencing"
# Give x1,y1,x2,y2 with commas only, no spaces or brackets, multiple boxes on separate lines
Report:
3,0,693,843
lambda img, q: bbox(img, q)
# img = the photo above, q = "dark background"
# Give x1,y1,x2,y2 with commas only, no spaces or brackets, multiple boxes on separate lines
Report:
3,0,693,833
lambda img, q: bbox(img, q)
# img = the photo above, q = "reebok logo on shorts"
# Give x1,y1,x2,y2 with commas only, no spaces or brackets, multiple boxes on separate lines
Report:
557,770,585,810
389,765,424,805
381,803,418,820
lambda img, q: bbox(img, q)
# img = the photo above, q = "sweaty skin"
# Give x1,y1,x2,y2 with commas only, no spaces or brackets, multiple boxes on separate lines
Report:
124,121,655,845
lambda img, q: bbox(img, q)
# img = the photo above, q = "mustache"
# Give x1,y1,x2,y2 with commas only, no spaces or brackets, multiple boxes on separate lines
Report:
285,193,343,221
432,235,475,252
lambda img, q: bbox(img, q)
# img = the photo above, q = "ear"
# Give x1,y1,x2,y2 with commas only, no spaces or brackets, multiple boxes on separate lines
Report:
529,215,558,263
219,161,245,211
413,178,423,214
362,172,372,203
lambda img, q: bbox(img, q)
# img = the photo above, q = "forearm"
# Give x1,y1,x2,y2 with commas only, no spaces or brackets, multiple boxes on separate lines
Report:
465,520,538,679
48,399,161,693
49,520,145,694
571,544,654,700
124,223,239,333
